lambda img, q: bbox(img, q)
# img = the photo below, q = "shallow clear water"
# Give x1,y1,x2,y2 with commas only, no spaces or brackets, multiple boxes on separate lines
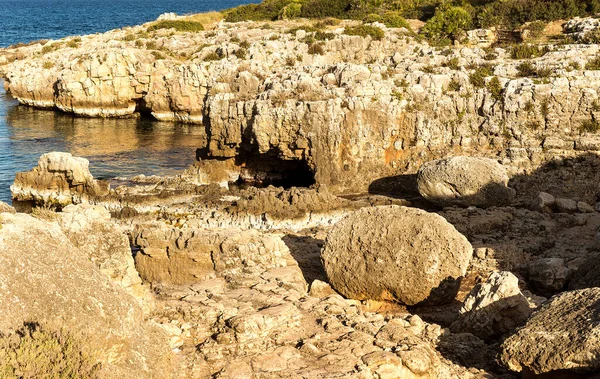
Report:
0,85,209,202
0,0,257,203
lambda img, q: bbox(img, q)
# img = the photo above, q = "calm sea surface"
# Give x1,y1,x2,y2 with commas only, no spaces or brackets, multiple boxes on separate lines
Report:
0,0,257,202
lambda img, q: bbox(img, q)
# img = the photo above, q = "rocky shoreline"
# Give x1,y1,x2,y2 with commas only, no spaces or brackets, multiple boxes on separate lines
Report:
3,13,600,379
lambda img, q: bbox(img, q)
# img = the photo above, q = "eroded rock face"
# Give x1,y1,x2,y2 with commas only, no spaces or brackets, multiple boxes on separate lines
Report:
133,224,300,286
451,271,533,340
56,204,153,305
11,152,109,206
500,288,600,375
6,20,600,193
321,206,472,305
0,212,175,378
417,156,515,208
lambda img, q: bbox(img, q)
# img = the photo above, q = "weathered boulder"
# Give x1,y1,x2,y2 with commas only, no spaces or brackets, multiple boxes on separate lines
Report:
416,157,515,208
526,257,570,294
0,212,175,378
0,200,15,213
321,206,472,305
500,288,600,375
451,271,533,340
11,152,109,206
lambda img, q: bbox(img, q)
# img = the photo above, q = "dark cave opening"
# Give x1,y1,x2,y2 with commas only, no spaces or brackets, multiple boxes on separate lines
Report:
237,152,316,189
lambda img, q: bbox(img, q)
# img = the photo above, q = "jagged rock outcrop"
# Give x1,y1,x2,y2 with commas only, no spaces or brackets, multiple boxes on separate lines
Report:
11,152,109,206
417,156,515,208
0,212,176,378
500,288,600,375
451,271,533,340
321,206,472,305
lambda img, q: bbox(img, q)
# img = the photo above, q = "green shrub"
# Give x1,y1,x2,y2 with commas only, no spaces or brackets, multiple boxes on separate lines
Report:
314,31,336,40
344,25,385,40
444,57,460,70
487,76,503,101
581,119,600,133
308,42,325,55
479,0,589,29
420,4,472,45
524,20,546,39
147,20,204,32
279,1,302,19
300,0,351,18
586,56,600,70
582,29,600,44
516,61,536,77
234,48,248,59
42,61,54,69
204,51,221,61
0,322,100,379
122,34,136,41
151,51,167,60
145,40,157,50
380,11,411,30
510,44,549,59
448,79,461,92
469,65,494,88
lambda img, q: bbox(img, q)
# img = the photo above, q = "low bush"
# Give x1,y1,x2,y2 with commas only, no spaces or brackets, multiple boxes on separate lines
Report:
344,25,384,40
0,322,100,379
510,44,549,59
581,119,600,133
308,42,325,55
487,76,504,101
586,56,600,70
300,0,351,19
279,1,302,19
147,20,204,32
469,65,494,88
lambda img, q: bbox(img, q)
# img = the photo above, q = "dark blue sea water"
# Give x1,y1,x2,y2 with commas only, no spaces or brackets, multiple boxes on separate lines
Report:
0,0,258,203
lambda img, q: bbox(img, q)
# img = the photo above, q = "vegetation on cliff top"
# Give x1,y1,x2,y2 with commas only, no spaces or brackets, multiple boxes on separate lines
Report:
221,0,600,44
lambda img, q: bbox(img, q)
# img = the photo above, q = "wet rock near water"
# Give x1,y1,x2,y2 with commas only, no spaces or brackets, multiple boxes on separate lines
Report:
10,152,109,206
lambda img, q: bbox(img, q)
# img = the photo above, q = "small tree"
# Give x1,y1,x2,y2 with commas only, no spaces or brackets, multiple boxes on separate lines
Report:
421,3,472,45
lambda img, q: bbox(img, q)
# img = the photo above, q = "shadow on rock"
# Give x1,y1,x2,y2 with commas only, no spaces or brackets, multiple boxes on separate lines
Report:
282,235,326,284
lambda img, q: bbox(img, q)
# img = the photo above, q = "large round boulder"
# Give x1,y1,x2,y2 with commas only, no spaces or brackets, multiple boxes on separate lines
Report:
321,206,472,306
500,288,600,375
417,156,515,208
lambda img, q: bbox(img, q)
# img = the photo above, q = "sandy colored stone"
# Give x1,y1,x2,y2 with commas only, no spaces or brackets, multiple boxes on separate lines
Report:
500,288,600,375
417,157,515,208
0,212,176,378
321,206,472,305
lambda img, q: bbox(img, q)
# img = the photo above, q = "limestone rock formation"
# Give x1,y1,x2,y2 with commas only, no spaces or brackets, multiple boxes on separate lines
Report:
500,288,600,375
5,20,600,193
451,271,533,340
57,204,153,304
321,206,472,305
0,212,175,378
417,156,515,208
11,152,109,206
133,224,302,287
0,200,15,213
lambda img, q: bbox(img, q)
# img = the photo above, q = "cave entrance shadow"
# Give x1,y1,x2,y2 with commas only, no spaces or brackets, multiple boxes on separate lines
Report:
282,235,326,285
